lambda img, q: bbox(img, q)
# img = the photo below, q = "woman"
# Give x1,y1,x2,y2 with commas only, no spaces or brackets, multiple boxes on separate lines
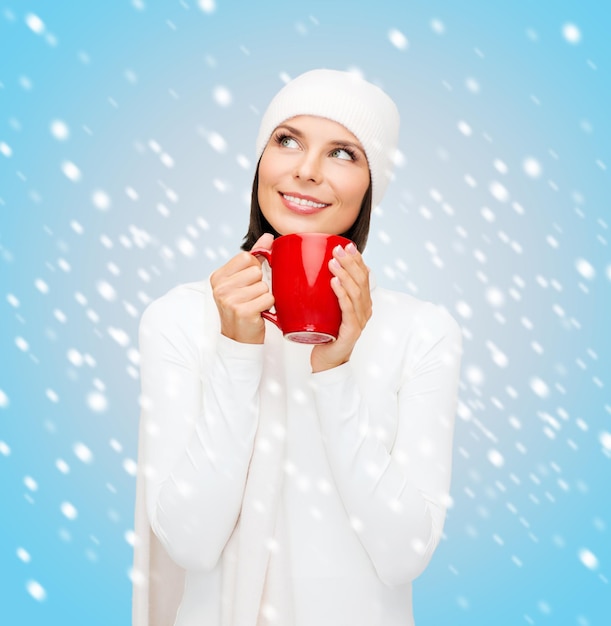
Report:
133,69,462,626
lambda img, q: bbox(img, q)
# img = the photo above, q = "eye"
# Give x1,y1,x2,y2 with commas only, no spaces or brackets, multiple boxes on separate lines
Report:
275,133,299,149
281,136,298,148
330,147,356,161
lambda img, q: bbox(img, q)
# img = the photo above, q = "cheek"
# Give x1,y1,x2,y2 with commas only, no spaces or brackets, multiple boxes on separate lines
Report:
257,161,270,190
257,162,277,209
258,147,287,184
343,172,369,207
257,150,275,186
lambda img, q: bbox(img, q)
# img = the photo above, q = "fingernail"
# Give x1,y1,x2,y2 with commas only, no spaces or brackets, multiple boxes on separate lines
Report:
330,258,341,270
346,243,358,255
334,245,347,257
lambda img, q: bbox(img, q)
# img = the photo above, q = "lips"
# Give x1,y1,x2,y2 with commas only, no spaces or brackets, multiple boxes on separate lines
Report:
280,192,330,214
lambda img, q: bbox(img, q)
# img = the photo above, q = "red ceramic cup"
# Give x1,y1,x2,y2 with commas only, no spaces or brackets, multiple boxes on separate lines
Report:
251,233,352,344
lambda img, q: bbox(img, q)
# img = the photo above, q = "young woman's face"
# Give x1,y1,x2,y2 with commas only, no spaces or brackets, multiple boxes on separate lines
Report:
257,115,370,237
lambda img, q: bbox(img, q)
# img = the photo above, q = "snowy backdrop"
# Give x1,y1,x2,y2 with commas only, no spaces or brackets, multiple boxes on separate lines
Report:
1,1,609,624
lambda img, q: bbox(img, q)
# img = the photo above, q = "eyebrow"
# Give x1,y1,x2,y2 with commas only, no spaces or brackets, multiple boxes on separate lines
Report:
276,124,366,156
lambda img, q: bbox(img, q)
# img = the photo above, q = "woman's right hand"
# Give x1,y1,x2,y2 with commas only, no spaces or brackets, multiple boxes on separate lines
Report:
210,233,275,344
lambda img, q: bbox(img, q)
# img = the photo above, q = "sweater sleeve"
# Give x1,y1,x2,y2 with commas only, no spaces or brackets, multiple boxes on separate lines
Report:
138,292,263,571
312,306,462,586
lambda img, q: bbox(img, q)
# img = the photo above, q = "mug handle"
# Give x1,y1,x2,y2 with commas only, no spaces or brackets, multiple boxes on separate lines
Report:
250,248,280,328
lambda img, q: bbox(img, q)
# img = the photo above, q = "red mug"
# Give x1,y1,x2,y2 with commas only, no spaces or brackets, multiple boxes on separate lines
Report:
251,233,352,344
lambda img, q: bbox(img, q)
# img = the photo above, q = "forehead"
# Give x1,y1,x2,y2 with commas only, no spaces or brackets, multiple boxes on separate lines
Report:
276,115,363,147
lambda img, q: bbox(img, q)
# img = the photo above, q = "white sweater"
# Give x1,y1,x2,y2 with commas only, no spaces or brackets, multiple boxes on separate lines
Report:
132,275,462,626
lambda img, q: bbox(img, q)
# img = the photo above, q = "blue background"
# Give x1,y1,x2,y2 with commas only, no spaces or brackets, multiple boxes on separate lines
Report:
1,1,609,624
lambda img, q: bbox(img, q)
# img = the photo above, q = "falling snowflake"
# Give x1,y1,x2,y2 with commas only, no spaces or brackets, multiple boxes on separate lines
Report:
26,580,47,601
61,161,82,182
50,120,69,140
388,28,409,50
562,23,582,44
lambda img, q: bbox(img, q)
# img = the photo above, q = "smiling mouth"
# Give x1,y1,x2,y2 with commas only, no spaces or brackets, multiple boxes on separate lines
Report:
281,193,330,211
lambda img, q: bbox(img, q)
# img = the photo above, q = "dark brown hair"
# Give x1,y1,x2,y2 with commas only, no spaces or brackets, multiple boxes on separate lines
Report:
240,163,373,252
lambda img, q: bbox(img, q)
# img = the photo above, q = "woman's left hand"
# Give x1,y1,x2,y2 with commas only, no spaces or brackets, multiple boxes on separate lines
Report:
311,242,372,373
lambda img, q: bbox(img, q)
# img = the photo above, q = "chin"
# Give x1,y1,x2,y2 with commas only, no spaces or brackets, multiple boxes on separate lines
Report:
271,218,324,236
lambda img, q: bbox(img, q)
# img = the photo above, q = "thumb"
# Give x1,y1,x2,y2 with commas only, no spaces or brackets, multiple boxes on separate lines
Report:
252,232,274,252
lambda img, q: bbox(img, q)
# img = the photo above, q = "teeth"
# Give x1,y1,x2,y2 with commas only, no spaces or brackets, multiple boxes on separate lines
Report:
283,194,327,208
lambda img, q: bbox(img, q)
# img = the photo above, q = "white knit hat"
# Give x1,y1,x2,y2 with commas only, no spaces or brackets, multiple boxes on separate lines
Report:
255,69,400,208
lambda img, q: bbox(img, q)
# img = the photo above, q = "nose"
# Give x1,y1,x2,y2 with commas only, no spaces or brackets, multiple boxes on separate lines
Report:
293,152,322,183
